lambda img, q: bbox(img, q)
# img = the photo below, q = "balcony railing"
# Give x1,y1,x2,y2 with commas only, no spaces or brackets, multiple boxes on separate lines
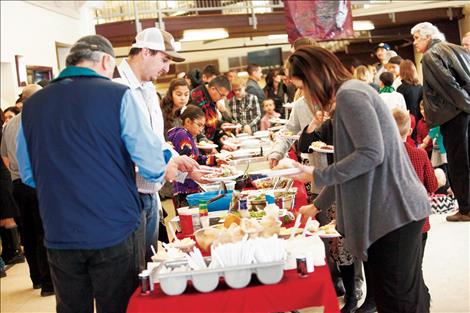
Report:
94,0,284,24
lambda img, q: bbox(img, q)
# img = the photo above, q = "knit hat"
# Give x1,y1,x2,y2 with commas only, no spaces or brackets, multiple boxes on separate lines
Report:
132,28,185,62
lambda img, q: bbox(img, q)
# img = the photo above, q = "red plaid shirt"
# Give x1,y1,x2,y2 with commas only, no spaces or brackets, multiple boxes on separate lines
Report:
404,141,438,233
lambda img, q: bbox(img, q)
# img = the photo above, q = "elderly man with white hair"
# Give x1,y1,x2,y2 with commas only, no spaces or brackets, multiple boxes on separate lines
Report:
411,22,470,222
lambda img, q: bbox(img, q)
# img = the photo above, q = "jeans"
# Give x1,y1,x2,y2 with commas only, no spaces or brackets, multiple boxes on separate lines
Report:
47,232,140,313
12,180,52,288
139,193,159,264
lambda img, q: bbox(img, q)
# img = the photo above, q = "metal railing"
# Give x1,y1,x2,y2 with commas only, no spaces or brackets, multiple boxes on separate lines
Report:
94,0,284,25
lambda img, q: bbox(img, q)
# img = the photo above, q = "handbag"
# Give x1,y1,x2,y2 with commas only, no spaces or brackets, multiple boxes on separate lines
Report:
429,194,457,214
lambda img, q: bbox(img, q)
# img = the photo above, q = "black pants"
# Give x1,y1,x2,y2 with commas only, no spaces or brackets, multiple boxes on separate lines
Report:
12,180,51,287
367,219,430,313
440,112,470,214
47,232,140,313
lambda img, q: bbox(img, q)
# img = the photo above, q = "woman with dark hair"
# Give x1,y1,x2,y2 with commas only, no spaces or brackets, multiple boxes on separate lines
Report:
289,46,431,313
3,107,20,126
263,69,287,118
161,78,190,140
168,105,218,207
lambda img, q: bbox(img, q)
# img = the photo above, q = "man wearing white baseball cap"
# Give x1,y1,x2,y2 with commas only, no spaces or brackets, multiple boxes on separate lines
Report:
115,27,200,269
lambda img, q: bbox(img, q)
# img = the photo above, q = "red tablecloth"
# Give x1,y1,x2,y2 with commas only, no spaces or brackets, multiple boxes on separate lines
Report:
127,266,339,313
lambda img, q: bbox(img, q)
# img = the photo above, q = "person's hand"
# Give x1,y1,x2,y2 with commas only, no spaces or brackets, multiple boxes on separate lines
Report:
292,161,315,183
222,144,237,152
169,155,199,173
188,170,211,184
299,204,319,217
243,125,252,135
216,100,227,113
268,158,279,169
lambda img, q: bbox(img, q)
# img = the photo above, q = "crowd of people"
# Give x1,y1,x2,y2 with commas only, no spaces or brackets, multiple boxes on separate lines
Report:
0,22,469,313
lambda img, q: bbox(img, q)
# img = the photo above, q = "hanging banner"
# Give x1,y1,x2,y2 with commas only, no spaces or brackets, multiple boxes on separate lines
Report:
284,0,354,43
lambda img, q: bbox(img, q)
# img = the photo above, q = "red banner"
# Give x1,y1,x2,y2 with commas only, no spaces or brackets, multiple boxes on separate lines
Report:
284,0,353,43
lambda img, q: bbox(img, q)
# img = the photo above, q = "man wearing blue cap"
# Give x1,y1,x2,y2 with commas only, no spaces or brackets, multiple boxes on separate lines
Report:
373,42,390,85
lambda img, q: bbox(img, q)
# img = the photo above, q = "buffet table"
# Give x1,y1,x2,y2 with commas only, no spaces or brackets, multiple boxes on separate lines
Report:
126,265,339,313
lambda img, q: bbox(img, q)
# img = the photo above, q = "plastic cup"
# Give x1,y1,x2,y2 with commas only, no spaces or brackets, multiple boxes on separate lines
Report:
178,208,194,236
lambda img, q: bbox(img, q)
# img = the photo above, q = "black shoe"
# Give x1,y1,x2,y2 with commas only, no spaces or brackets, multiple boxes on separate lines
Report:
341,297,358,313
4,253,25,265
33,283,42,289
0,268,6,278
355,299,377,313
40,285,55,297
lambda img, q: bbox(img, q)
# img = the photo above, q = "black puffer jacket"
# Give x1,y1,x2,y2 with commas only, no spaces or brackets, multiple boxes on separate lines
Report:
422,39,470,128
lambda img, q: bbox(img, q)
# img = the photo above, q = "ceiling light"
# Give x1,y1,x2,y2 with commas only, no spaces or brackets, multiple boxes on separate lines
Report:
181,28,229,42
353,20,375,31
268,34,288,40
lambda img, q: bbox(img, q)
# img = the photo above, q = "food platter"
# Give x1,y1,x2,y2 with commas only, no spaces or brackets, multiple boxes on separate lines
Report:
268,125,283,131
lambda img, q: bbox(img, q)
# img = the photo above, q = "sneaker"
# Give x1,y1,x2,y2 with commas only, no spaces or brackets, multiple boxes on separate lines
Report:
446,212,470,222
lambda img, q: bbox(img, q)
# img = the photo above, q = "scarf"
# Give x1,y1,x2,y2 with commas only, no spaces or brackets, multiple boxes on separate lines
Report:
379,86,395,93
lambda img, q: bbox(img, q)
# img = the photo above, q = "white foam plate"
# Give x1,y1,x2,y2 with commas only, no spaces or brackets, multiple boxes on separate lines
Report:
196,143,218,150
268,125,284,131
203,171,243,182
310,146,334,154
253,131,270,138
269,118,288,124
251,168,301,177
222,124,242,129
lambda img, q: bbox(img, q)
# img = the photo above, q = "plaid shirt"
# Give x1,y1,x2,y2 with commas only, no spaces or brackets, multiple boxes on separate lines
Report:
227,93,261,132
404,141,438,233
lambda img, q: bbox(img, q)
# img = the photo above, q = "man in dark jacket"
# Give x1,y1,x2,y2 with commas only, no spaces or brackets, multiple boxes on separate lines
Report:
411,22,470,222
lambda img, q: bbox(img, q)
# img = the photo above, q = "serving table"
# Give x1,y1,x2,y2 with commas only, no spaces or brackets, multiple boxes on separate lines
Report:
126,266,339,313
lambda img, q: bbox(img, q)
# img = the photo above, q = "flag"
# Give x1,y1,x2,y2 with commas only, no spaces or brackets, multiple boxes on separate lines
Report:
284,0,354,43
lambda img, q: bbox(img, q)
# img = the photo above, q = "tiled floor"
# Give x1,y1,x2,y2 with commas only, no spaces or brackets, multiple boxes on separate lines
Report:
1,213,469,313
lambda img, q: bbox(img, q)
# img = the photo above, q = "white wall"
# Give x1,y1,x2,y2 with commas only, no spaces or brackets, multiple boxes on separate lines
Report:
0,1,95,109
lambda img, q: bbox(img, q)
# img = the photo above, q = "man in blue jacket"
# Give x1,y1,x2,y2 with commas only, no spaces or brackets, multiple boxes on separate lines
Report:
16,35,198,313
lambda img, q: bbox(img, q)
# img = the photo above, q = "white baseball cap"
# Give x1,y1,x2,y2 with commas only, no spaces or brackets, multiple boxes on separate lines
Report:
132,28,185,63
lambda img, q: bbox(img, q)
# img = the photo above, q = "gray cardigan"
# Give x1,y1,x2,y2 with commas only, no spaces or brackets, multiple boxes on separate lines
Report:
313,80,431,261
268,96,314,160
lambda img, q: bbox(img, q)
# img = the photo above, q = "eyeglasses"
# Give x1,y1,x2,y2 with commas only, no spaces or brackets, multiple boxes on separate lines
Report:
193,121,205,129
214,86,228,98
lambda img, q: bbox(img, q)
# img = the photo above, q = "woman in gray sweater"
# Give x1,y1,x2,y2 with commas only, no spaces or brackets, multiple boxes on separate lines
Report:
289,46,431,313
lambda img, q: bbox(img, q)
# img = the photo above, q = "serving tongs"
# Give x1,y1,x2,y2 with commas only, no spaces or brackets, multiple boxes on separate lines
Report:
207,182,228,204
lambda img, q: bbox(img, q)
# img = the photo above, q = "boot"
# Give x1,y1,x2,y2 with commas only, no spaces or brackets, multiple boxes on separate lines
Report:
1,227,25,264
355,298,377,313
341,296,358,313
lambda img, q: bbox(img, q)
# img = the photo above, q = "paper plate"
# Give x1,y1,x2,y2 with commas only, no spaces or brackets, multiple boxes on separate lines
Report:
203,171,243,182
196,143,218,150
310,146,334,154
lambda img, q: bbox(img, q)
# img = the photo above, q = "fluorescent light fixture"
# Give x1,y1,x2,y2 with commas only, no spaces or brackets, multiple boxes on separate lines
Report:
181,28,228,42
174,41,182,51
268,34,288,40
353,20,375,31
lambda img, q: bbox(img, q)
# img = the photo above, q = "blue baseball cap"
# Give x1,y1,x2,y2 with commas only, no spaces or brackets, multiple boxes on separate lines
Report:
375,43,390,51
